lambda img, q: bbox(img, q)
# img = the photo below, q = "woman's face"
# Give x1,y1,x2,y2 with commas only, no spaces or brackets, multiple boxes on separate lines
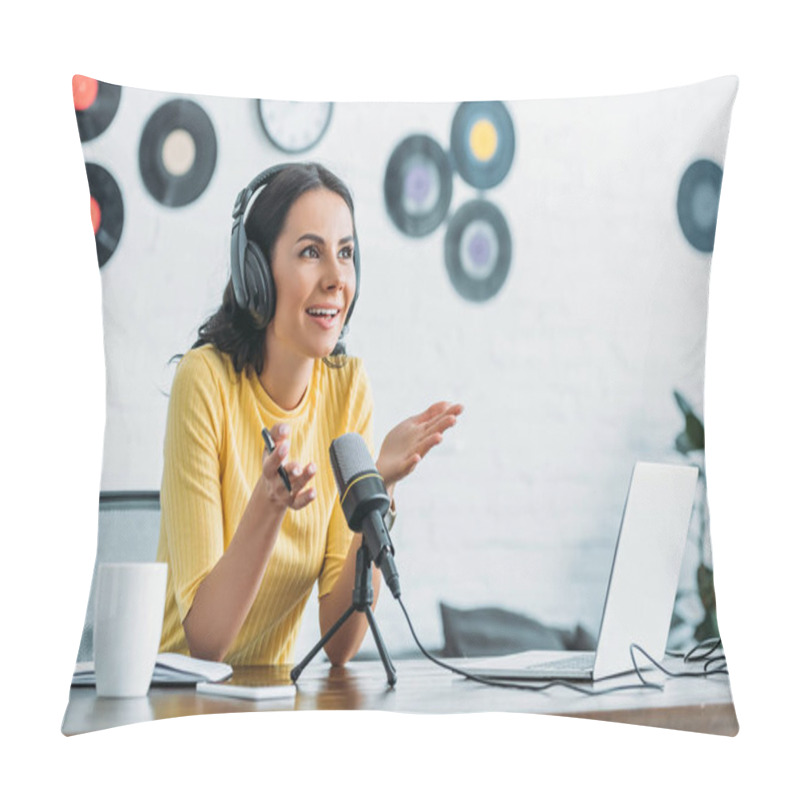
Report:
267,187,357,363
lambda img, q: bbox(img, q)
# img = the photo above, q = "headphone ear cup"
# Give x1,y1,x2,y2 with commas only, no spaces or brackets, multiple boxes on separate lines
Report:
243,240,275,323
230,163,290,320
230,215,250,311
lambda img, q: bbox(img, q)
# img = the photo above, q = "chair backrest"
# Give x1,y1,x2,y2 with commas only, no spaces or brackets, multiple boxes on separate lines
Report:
76,492,161,662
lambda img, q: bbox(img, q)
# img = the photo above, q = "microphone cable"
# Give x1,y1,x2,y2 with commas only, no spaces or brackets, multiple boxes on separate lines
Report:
667,636,727,672
661,637,728,676
396,597,727,698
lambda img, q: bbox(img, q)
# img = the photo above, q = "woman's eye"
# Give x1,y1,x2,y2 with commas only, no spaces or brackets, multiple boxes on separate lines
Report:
300,244,352,259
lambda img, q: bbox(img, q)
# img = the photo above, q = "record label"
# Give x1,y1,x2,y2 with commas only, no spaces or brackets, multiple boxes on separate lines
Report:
139,99,217,208
90,196,101,235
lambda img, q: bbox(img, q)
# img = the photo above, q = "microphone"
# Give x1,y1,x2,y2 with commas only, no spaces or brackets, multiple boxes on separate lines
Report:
329,433,401,599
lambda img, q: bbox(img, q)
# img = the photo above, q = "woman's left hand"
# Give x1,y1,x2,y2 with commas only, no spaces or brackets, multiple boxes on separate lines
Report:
376,401,463,493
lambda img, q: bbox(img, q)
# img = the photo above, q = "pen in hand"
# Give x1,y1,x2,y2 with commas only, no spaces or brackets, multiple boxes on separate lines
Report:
262,427,293,493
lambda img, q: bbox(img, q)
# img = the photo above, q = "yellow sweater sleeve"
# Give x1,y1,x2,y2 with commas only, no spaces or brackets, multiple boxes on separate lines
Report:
317,360,375,598
160,351,225,622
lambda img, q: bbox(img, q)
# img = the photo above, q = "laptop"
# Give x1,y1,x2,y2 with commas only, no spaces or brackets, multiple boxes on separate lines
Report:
463,461,699,681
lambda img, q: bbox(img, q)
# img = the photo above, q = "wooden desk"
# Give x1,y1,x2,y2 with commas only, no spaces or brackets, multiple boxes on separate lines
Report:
62,656,738,737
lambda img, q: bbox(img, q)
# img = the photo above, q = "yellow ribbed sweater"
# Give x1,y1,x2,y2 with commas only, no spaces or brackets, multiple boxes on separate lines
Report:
156,344,374,665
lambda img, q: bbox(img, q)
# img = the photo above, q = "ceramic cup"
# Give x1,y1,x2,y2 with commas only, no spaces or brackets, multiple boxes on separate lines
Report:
94,562,167,698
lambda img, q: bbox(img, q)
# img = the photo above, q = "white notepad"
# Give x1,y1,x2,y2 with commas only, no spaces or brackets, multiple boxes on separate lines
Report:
72,652,233,686
196,678,296,701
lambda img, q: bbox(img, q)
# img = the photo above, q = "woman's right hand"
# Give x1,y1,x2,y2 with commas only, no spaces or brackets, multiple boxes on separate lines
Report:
261,424,317,511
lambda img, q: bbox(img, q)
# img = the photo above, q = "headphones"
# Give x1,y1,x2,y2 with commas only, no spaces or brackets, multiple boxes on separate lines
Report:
230,162,361,329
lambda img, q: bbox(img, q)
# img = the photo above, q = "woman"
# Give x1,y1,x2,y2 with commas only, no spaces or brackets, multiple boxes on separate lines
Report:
156,162,461,666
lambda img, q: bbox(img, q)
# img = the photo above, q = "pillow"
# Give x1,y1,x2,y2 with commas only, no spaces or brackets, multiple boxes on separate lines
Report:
439,602,597,657
66,75,738,735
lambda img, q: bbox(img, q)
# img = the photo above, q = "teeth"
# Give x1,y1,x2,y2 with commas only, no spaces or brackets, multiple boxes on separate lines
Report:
308,308,339,317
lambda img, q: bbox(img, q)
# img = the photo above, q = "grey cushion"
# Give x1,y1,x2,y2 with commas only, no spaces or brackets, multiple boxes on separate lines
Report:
439,601,597,657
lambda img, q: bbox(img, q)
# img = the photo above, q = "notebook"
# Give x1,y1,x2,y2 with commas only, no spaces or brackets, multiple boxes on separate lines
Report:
72,652,233,686
463,462,699,681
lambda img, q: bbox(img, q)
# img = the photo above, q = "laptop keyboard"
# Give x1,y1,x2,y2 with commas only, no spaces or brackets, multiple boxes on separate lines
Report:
525,653,594,673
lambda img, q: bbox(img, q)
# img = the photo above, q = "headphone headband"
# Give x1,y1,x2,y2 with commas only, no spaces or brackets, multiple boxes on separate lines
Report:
232,163,295,221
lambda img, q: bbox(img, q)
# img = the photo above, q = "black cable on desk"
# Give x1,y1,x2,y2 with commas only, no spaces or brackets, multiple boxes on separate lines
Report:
667,637,728,674
704,655,728,673
629,643,729,682
397,597,662,696
397,598,728,698
684,638,723,663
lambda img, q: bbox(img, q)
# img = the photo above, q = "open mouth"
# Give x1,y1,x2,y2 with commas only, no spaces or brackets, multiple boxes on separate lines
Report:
306,306,342,328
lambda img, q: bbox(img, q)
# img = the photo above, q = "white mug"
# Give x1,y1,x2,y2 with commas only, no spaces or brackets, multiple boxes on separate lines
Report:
94,562,167,698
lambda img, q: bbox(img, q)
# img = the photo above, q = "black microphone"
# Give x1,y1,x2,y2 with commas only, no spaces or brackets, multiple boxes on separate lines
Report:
329,433,401,599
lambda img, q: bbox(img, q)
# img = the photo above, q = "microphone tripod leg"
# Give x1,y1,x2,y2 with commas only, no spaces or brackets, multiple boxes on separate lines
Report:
290,605,357,683
291,544,398,687
365,604,397,687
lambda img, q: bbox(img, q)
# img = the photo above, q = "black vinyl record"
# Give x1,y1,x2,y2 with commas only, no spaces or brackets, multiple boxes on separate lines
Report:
677,159,723,253
73,76,121,143
384,134,453,237
139,99,217,208
85,162,124,268
444,199,512,303
450,101,515,190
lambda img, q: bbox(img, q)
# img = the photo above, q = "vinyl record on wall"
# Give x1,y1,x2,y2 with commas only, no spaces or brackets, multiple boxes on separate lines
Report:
85,162,124,268
384,134,453,237
257,100,333,153
677,159,723,253
450,101,515,190
139,99,217,208
444,199,512,302
73,76,121,142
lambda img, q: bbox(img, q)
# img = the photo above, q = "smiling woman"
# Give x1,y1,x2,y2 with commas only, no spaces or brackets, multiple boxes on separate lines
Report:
156,162,462,666
192,163,360,376
263,188,358,409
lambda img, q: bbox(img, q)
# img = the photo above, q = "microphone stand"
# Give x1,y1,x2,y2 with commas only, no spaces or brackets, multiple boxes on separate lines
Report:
291,541,397,687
